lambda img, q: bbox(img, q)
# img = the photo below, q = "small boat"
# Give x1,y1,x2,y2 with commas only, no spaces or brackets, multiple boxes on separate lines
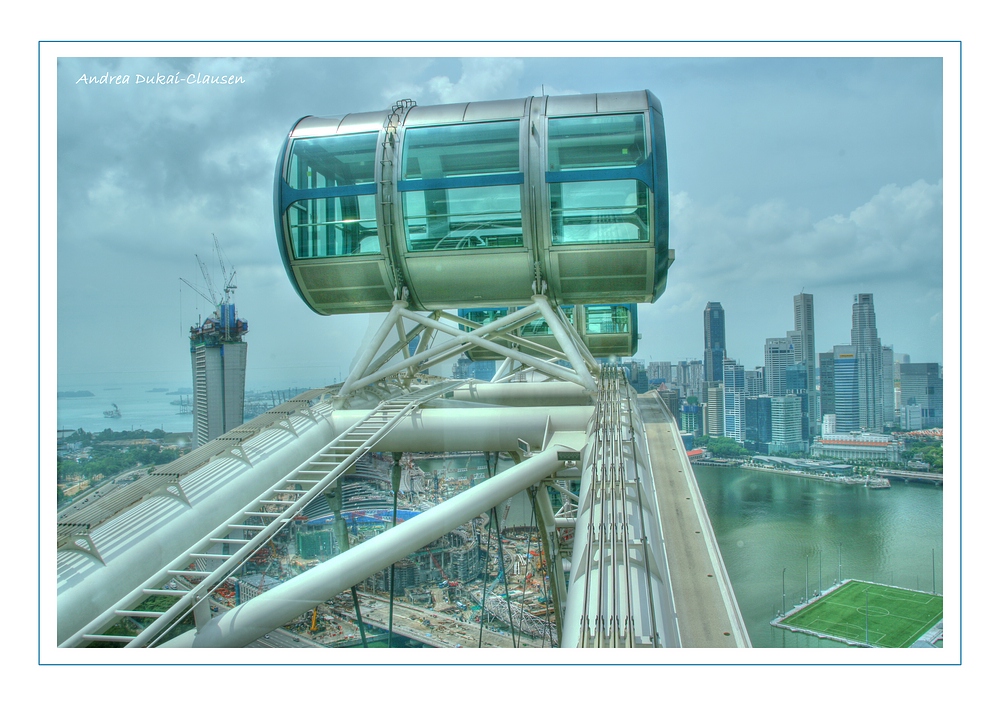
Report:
103,403,121,419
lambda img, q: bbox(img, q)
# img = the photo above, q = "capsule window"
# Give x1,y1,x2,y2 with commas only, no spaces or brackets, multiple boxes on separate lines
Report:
521,306,574,336
402,121,520,179
286,132,378,188
287,194,379,258
584,305,631,333
550,180,650,244
547,114,646,171
402,185,524,252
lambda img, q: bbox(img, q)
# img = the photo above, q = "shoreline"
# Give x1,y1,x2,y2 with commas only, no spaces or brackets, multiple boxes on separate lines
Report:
695,461,891,488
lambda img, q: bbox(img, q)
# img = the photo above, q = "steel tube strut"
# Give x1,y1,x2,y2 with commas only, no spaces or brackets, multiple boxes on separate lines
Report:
159,446,572,647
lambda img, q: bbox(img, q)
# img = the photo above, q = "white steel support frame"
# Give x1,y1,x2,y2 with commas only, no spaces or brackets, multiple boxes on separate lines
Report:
338,294,600,399
159,446,574,648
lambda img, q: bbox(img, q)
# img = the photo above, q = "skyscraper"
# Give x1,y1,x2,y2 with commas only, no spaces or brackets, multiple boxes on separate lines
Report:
703,302,726,385
831,344,860,432
723,357,745,443
899,362,944,429
190,302,249,448
851,294,884,430
764,337,796,396
793,293,818,434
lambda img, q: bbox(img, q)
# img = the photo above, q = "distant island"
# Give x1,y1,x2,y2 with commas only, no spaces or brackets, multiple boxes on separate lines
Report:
147,387,169,393
58,391,94,398
166,389,193,396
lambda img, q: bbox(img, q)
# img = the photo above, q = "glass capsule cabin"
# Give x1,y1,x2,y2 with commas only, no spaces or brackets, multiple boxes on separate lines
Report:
458,304,639,361
275,91,671,315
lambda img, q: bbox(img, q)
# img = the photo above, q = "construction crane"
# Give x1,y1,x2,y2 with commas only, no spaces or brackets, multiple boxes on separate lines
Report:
180,234,238,313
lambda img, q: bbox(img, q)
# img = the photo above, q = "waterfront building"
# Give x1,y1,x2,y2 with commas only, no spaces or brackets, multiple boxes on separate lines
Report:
851,294,885,431
745,395,772,453
723,357,745,443
190,302,248,448
899,362,944,429
830,345,860,432
703,302,726,387
769,394,806,454
705,382,725,438
764,337,796,397
793,293,818,435
811,431,903,463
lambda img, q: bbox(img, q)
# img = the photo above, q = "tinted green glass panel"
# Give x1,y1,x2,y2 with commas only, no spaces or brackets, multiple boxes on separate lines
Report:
403,121,520,179
550,180,649,244
547,114,646,171
521,307,574,336
403,185,523,252
287,194,378,258
584,305,631,333
287,132,378,188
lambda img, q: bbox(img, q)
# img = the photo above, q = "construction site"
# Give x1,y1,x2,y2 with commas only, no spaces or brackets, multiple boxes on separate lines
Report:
205,451,563,648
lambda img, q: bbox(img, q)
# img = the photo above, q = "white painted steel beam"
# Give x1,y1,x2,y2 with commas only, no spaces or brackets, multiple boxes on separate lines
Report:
159,446,573,648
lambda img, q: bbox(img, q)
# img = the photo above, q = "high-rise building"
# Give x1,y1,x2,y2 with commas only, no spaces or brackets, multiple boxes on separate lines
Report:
703,302,726,385
647,361,672,385
899,363,944,429
745,367,765,398
190,302,249,448
786,362,811,441
831,344,860,432
851,294,884,431
793,293,818,434
745,395,772,453
764,337,796,397
705,382,725,438
770,394,806,454
882,345,896,428
723,357,745,443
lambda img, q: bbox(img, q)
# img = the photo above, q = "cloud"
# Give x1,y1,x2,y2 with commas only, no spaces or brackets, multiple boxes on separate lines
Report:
425,58,526,103
670,178,942,291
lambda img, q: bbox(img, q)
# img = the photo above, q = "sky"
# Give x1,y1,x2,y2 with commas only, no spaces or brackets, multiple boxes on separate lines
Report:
52,49,948,394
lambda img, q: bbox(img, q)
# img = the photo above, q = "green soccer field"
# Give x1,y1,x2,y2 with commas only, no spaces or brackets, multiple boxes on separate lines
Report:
778,580,943,648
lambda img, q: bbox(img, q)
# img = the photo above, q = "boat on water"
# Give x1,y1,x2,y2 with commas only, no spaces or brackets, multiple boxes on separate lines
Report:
103,403,121,419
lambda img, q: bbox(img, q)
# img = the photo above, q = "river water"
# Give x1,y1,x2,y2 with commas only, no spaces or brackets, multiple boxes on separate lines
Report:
692,464,944,648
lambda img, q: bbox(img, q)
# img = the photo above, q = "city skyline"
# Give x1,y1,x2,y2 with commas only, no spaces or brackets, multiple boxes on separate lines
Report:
50,47,950,392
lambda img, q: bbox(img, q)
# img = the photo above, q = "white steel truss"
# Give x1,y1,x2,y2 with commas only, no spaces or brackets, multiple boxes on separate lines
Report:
338,294,600,399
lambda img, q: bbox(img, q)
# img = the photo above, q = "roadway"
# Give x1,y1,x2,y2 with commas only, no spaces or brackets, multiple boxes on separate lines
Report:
637,394,750,647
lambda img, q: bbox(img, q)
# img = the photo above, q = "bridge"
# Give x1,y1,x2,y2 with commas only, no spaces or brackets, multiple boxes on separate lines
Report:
55,90,749,651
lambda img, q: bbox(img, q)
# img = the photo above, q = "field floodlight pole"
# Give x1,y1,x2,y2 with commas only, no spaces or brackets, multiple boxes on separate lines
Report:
781,567,786,616
805,555,809,602
932,548,936,594
838,543,842,584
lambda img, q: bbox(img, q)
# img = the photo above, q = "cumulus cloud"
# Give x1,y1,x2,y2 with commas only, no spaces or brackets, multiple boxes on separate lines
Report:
670,178,942,290
426,58,526,103
643,179,944,365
